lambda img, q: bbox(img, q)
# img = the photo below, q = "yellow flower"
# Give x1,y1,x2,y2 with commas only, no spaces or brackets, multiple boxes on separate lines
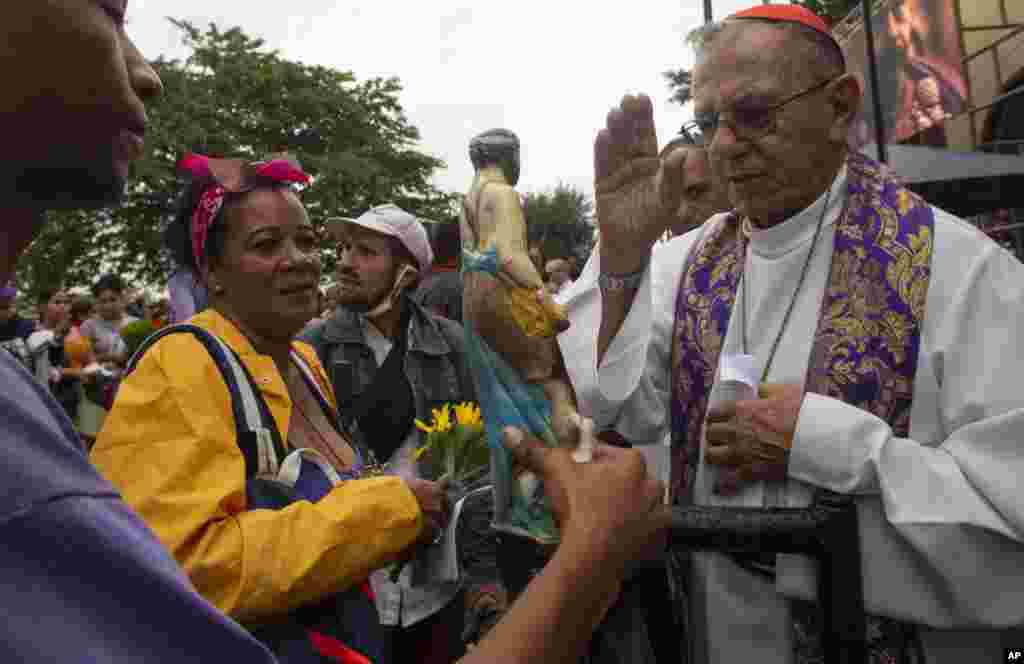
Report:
431,404,453,433
412,401,489,484
453,401,482,428
417,404,454,435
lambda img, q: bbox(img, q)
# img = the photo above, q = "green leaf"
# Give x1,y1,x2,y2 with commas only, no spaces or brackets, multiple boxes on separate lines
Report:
454,430,490,484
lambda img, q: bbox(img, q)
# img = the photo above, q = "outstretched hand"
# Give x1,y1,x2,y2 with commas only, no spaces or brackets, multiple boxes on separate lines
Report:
594,94,687,275
502,426,668,575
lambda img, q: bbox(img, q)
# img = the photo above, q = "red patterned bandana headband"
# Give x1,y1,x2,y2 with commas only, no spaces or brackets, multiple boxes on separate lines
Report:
176,152,311,275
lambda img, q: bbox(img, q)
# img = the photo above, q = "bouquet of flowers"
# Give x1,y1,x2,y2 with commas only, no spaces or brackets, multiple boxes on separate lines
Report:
388,402,491,586
414,402,490,491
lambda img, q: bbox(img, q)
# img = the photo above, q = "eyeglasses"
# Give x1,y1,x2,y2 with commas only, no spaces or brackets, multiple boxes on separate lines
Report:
693,77,838,141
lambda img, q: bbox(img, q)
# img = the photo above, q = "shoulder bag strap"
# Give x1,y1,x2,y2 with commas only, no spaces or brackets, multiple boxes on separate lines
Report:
125,324,286,479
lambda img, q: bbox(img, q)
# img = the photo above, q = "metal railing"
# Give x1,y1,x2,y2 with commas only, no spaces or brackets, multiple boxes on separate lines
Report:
980,139,1024,155
670,490,866,664
489,487,869,663
965,146,1024,257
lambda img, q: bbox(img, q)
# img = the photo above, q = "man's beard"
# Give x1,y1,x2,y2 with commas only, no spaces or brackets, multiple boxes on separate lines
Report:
340,298,371,314
338,292,395,316
335,281,373,314
0,151,125,210
336,283,392,316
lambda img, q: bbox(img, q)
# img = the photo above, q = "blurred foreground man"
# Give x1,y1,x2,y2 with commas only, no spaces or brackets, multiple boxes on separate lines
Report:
0,2,283,662
560,5,1024,663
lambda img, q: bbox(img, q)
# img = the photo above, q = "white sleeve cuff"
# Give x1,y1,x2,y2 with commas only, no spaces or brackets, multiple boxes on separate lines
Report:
595,262,654,407
559,254,654,425
788,392,889,494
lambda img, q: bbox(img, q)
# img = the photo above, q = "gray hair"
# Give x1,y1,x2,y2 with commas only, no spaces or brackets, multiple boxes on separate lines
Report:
687,18,846,78
469,129,519,171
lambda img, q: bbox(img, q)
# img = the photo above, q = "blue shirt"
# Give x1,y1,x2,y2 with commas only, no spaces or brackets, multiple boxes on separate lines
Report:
0,352,277,663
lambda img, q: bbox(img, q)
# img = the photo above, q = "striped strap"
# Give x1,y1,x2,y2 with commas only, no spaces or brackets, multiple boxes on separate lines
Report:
125,324,284,479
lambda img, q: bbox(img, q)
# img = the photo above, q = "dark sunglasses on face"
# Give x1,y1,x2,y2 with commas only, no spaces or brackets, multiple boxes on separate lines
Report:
693,76,838,141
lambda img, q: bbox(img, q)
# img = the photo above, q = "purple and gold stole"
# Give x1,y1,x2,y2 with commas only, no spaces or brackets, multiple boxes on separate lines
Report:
668,151,935,661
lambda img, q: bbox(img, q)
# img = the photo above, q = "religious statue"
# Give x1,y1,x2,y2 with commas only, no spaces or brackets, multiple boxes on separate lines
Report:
459,128,593,544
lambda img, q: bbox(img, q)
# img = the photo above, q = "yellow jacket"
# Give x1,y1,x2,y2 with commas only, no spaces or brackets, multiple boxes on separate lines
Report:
91,309,423,624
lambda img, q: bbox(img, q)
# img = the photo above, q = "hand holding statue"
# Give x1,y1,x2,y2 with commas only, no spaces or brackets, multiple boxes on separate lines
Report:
454,429,670,664
502,426,668,574
594,94,687,275
704,383,804,494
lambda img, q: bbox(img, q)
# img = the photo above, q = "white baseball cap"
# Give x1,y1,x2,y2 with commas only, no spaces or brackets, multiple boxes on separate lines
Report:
327,203,434,272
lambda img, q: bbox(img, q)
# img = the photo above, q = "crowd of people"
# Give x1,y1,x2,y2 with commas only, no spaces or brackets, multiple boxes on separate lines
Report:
2,2,1024,664
0,275,170,447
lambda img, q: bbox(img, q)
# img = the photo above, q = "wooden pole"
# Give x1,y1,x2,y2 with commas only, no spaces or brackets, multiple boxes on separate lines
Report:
862,0,889,163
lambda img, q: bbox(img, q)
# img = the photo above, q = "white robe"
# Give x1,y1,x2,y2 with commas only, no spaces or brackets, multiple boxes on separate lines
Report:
558,166,1024,663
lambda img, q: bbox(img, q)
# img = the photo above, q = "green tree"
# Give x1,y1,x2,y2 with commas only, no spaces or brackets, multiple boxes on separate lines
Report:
522,183,595,266
663,68,694,107
18,20,457,297
665,27,706,109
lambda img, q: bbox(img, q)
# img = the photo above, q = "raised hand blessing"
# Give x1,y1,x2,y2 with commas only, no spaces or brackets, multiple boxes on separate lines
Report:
594,94,686,274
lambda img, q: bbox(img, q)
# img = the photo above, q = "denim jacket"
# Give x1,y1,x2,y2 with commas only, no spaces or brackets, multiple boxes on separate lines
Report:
301,297,475,446
300,297,487,628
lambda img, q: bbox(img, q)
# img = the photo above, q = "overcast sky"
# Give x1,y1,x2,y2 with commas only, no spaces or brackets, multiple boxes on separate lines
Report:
127,0,755,201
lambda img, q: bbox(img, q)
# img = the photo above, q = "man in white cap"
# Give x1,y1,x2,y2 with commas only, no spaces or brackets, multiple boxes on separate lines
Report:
301,203,499,662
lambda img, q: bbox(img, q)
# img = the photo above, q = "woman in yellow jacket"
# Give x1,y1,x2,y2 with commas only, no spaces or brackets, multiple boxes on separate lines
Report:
91,154,446,628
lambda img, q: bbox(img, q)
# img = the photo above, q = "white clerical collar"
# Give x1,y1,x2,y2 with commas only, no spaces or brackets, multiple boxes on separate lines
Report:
745,164,847,260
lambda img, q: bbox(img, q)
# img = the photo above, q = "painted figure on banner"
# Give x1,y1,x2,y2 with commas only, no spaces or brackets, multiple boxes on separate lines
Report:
841,0,966,146
886,0,966,136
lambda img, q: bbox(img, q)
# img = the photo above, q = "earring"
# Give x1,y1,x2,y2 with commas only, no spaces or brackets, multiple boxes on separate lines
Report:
210,282,225,295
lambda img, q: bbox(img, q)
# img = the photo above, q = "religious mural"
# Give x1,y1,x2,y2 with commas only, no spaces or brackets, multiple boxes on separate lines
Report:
839,0,967,148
